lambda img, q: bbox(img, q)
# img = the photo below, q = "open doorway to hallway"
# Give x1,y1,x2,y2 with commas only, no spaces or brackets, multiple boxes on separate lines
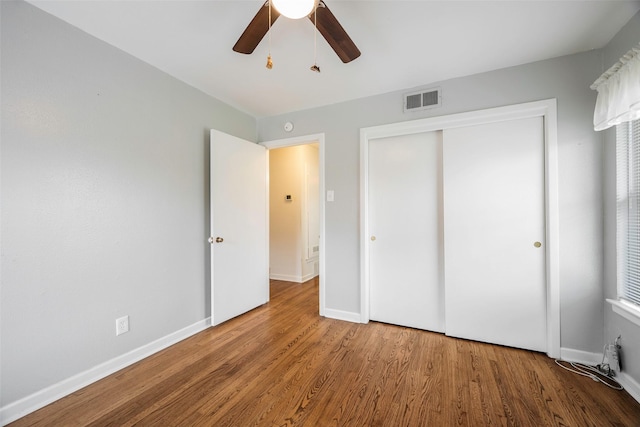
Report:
268,143,320,285
261,133,325,315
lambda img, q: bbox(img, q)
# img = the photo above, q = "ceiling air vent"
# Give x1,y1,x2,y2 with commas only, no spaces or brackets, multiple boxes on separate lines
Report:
403,88,441,113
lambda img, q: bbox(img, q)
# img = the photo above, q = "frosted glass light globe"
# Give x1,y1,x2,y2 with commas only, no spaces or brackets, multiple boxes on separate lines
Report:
271,0,319,19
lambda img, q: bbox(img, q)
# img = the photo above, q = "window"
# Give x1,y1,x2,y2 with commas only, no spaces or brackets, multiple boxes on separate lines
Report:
617,119,640,307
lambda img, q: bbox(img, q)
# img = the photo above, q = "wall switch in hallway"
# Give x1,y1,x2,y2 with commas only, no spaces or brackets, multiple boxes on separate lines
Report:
116,315,129,336
327,190,334,202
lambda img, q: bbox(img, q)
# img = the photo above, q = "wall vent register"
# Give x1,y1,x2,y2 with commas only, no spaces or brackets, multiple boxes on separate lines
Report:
404,88,441,112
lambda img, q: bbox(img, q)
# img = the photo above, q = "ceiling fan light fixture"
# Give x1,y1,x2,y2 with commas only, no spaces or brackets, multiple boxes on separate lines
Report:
271,0,318,19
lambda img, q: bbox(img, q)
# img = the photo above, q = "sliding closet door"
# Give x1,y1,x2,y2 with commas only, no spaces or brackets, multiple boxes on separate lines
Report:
443,117,546,352
369,131,444,332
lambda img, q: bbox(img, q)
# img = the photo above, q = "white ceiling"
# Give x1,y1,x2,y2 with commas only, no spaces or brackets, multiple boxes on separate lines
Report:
27,0,640,118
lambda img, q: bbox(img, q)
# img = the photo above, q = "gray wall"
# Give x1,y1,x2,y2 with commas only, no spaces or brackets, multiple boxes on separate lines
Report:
602,11,640,386
1,0,255,406
259,47,606,354
3,0,639,414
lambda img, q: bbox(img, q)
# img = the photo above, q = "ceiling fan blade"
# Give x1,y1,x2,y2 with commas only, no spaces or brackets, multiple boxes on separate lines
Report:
233,1,280,54
311,1,361,63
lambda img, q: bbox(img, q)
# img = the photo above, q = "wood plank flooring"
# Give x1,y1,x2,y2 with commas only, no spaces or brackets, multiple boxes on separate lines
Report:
11,278,640,426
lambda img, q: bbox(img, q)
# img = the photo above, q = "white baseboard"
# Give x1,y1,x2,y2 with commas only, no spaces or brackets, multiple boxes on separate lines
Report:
323,308,362,323
1,318,211,426
269,273,318,283
558,347,640,404
559,347,602,365
617,371,640,404
300,272,317,282
270,273,299,282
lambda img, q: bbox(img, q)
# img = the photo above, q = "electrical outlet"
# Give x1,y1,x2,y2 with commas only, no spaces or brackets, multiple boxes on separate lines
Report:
116,315,129,336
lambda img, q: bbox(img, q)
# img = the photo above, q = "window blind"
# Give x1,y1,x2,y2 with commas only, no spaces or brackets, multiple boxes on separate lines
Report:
617,119,640,306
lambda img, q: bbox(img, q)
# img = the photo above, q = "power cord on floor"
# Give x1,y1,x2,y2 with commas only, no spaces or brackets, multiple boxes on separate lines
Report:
554,359,623,390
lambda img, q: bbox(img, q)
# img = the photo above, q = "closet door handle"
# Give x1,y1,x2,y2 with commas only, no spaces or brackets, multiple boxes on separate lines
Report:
534,241,542,248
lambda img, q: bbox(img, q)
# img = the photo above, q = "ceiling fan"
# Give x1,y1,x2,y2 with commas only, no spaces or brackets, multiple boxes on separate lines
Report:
233,0,361,64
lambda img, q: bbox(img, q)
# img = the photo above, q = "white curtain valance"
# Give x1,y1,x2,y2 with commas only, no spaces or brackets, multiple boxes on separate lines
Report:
591,44,640,131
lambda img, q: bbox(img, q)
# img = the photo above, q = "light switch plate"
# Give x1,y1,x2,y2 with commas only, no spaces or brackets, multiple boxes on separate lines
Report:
327,190,334,202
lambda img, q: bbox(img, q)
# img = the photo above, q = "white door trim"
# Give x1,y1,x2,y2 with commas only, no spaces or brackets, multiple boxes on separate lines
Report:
260,133,327,316
360,99,560,358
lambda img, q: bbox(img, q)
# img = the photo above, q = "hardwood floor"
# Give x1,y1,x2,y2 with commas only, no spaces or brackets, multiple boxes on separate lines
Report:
11,278,640,426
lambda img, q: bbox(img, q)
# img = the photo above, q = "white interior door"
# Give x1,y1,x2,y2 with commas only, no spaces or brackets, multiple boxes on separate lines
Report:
368,131,444,332
210,130,268,326
443,117,546,352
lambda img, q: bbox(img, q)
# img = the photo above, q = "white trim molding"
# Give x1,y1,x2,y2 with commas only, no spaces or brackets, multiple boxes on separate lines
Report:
360,99,560,359
0,318,210,426
559,347,602,365
618,371,640,404
559,346,640,404
270,273,319,283
607,298,640,328
260,133,326,317
323,308,362,323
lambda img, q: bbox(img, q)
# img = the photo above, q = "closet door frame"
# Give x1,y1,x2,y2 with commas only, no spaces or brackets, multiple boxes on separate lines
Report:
359,98,560,359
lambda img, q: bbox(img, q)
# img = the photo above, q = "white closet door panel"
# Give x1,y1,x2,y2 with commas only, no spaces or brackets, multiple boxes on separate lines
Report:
369,131,444,332
443,117,546,352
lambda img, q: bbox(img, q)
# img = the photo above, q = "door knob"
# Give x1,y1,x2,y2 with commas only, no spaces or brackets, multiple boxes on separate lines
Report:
215,237,224,243
371,236,376,241
534,241,542,248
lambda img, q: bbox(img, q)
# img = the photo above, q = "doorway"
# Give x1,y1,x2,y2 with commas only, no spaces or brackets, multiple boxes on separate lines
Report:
261,134,326,315
269,144,320,283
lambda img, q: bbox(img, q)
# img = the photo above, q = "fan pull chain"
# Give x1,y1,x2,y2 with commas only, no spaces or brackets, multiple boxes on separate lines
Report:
310,5,320,72
266,1,273,69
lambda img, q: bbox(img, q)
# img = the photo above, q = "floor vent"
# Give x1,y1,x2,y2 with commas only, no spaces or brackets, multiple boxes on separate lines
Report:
404,88,441,112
